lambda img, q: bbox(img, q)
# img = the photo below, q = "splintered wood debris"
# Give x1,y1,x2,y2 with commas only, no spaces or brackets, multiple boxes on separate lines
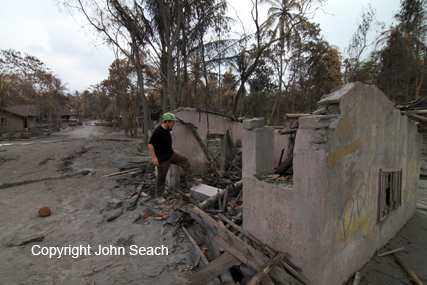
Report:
106,158,310,284
99,124,311,284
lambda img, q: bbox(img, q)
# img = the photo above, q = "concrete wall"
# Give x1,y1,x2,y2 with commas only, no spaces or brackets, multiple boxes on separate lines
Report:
243,83,422,284
170,108,243,175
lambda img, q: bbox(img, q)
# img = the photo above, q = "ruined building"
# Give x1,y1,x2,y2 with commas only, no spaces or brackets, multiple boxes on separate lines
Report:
243,82,421,284
165,83,421,284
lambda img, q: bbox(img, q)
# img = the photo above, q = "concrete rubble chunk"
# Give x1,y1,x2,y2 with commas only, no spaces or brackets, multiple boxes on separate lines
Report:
317,82,356,106
298,115,332,129
107,198,123,210
327,104,340,114
243,118,265,130
190,184,222,201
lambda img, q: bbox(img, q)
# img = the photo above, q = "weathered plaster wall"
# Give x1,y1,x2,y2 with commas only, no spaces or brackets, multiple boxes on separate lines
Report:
243,83,422,284
170,108,243,175
317,83,421,284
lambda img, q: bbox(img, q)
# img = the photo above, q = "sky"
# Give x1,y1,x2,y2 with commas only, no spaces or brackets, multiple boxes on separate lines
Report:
0,0,402,95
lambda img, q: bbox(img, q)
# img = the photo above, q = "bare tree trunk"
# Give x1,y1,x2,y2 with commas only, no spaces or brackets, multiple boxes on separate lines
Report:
132,34,152,145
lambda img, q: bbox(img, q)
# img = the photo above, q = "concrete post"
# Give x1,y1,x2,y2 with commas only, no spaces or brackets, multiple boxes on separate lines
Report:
167,164,181,188
242,118,274,178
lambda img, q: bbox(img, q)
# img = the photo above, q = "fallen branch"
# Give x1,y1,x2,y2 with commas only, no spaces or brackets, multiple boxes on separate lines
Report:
0,170,90,190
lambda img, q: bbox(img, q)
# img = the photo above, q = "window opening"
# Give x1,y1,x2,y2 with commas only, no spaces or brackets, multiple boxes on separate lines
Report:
378,169,402,222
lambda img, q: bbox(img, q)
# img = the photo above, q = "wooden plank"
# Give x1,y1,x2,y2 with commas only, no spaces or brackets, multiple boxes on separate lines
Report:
182,227,209,267
283,114,311,119
218,213,312,285
218,213,261,246
103,167,142,177
248,253,284,285
377,246,405,257
392,253,423,285
212,234,262,271
188,251,239,285
278,129,297,135
206,230,234,283
182,226,220,285
187,205,294,284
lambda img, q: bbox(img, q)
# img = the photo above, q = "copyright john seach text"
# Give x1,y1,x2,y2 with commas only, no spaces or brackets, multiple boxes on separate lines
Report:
31,244,169,258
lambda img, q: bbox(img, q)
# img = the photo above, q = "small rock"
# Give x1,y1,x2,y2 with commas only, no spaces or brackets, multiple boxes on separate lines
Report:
38,206,51,217
107,198,123,210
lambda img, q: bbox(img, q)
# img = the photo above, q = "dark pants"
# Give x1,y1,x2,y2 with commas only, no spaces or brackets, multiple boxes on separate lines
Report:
156,152,193,197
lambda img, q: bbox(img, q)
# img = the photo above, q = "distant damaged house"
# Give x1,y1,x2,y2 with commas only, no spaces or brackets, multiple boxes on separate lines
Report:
242,83,421,284
0,105,39,133
168,108,291,176
170,108,243,174
60,104,77,121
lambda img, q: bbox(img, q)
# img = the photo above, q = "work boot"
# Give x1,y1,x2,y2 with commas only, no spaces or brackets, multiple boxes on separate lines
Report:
156,196,165,204
187,178,202,188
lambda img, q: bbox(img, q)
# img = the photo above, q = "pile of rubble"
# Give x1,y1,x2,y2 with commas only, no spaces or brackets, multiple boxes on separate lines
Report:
104,149,310,285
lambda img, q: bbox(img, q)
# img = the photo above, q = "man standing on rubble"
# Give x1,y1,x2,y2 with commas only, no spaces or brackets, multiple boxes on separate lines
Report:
148,112,201,204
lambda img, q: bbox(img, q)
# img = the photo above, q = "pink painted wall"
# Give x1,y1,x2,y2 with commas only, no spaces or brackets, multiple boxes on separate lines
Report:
170,108,243,175
243,83,422,284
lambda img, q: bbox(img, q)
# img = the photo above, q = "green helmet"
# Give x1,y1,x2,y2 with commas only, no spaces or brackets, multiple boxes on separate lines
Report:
163,112,176,122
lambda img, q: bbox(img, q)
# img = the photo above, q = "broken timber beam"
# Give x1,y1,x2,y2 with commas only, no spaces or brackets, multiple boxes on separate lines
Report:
218,213,311,285
278,129,297,135
199,180,242,211
218,213,261,246
206,230,234,283
177,118,222,179
188,251,239,285
402,111,427,123
187,205,295,285
182,227,221,284
0,170,90,189
274,153,293,176
283,114,311,119
248,253,284,285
